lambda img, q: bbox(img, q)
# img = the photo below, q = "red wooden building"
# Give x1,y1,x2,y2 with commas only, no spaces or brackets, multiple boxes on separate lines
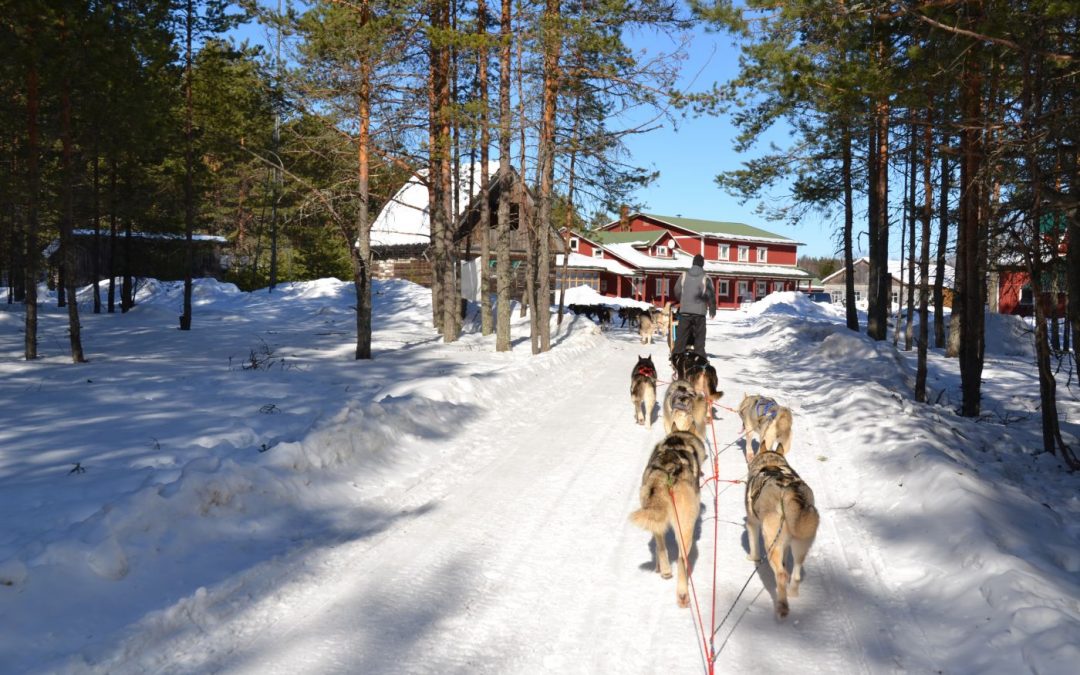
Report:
556,212,810,309
989,223,1069,317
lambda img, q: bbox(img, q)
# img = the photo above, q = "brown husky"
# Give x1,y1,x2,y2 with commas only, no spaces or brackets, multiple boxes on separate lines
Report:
662,380,708,438
630,355,657,428
630,430,707,608
744,447,819,618
638,313,656,344
738,394,793,455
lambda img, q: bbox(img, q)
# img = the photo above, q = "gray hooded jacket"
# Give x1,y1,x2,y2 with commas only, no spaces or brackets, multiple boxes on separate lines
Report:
674,265,716,316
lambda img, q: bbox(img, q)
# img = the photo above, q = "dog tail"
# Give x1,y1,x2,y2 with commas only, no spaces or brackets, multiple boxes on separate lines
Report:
630,483,669,533
782,488,820,542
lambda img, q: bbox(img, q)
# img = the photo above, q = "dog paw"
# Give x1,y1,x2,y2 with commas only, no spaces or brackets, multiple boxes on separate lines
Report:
746,554,761,563
660,571,673,580
677,592,690,608
775,600,789,619
789,582,800,598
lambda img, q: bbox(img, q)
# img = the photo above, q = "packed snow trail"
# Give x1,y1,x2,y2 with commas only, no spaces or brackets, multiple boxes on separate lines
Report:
73,317,920,674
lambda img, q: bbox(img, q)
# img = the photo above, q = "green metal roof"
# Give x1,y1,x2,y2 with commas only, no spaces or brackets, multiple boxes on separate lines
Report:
642,213,794,242
585,229,665,246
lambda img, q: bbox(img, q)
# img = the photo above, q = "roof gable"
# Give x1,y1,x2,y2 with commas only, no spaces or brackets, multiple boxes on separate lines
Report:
586,229,665,247
643,213,794,242
601,212,799,244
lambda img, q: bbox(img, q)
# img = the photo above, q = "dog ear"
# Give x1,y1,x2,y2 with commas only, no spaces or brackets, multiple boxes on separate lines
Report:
774,442,786,456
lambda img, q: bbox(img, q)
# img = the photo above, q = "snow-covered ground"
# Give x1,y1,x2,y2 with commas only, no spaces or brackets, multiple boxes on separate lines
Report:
1,282,1078,674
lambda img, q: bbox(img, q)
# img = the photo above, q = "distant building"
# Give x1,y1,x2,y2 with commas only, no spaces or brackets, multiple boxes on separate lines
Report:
556,212,811,309
43,229,228,285
820,257,955,309
369,163,548,296
988,218,1069,316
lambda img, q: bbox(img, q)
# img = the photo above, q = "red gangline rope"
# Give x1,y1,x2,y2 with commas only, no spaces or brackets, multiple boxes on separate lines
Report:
708,404,720,671
668,487,712,675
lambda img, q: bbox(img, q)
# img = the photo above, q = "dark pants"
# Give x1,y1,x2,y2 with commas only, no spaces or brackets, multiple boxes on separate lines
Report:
673,312,707,355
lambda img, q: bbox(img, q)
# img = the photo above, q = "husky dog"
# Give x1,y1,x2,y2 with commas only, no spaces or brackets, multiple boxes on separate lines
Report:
655,302,672,339
744,447,819,618
671,351,722,404
670,350,708,381
630,430,707,608
631,355,658,428
663,380,708,438
638,312,656,344
738,394,793,455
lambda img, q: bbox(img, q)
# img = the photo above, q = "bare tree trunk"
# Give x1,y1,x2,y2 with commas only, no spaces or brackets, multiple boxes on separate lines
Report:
1069,207,1079,359
516,21,534,338
935,142,949,348
91,138,101,313
867,91,890,341
535,0,560,352
430,0,458,343
916,111,933,402
495,0,512,352
180,0,195,331
956,13,986,417
842,120,859,332
1022,51,1078,468
108,154,117,313
353,0,374,360
24,59,39,360
478,0,493,336
906,123,917,352
59,40,86,363
557,102,580,327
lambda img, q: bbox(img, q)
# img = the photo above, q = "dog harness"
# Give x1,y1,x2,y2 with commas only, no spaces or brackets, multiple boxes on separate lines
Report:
635,364,657,379
755,398,779,420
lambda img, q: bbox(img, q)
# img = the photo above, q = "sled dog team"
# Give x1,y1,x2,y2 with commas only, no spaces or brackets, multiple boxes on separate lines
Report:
628,350,819,619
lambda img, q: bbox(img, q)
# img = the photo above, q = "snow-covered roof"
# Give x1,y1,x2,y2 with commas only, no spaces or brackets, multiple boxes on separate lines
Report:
555,253,634,276
558,246,808,279
888,260,956,288
43,230,227,259
703,260,810,279
602,213,802,245
602,243,687,271
821,258,954,287
370,161,501,247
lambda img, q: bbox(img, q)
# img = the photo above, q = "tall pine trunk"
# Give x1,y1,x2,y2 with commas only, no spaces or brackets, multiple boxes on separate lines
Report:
24,58,39,360
429,0,458,343
935,142,949,349
867,95,890,341
180,0,195,330
557,95,581,328
91,138,101,313
494,0,512,352
353,0,374,360
478,0,493,336
1022,52,1078,468
956,18,986,417
59,42,86,363
841,120,859,332
108,154,117,313
905,122,917,351
916,111,933,402
535,0,560,352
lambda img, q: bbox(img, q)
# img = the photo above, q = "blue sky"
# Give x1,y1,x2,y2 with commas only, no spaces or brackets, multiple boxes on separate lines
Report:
616,24,843,260
232,4,845,260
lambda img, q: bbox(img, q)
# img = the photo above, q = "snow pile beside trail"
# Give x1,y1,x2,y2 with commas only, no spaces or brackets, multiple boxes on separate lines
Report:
741,302,1080,675
560,285,653,309
985,312,1035,358
1,275,603,673
745,291,843,321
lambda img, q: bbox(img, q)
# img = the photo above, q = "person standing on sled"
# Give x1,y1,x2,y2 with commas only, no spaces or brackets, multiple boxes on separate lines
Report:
672,253,716,356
